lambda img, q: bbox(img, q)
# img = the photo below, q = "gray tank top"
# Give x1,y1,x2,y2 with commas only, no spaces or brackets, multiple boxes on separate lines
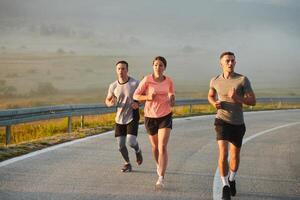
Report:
210,73,254,125
108,77,139,124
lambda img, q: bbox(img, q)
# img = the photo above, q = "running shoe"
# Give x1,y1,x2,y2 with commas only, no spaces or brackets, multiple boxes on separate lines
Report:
136,150,143,165
155,176,164,190
229,179,236,196
121,163,132,172
222,185,231,200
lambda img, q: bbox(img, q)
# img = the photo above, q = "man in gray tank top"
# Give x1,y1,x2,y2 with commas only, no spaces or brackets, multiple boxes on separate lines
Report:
105,61,143,172
208,52,256,200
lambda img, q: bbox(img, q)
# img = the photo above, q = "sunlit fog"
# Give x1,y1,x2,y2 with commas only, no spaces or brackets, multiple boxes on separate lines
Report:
0,0,299,107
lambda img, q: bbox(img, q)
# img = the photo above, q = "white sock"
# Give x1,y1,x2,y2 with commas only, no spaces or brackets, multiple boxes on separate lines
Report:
229,170,237,181
221,175,229,186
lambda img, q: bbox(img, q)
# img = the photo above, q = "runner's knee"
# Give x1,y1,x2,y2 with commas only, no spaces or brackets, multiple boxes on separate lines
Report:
230,153,240,162
127,135,137,147
219,151,228,161
158,145,167,154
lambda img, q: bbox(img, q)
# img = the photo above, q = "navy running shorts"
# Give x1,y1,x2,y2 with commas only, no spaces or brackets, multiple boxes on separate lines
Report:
214,118,246,148
144,112,172,135
115,109,140,137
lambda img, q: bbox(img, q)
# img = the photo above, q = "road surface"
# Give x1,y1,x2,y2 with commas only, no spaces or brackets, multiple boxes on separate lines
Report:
0,109,299,200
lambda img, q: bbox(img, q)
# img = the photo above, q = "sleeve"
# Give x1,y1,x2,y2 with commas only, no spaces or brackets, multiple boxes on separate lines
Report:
135,79,140,89
169,78,175,96
209,78,215,90
243,76,254,94
133,76,148,97
107,83,115,98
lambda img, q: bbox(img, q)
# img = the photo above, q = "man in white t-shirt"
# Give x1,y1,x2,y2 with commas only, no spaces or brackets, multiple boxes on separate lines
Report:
105,60,143,172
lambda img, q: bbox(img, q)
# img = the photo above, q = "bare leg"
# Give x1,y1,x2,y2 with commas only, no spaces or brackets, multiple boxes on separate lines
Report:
157,128,171,177
229,143,241,172
148,134,159,166
217,140,229,177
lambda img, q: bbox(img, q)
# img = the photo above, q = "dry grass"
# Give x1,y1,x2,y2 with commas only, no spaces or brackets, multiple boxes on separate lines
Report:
0,113,116,161
0,113,116,145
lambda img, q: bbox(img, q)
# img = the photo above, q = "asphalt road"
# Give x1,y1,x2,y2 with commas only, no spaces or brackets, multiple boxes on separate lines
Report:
0,109,299,200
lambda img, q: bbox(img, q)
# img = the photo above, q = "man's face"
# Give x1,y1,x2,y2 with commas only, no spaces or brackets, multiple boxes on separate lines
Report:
116,63,128,79
220,55,236,73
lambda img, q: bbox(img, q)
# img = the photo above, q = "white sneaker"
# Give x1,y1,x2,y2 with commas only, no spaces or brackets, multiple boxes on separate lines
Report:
155,176,164,190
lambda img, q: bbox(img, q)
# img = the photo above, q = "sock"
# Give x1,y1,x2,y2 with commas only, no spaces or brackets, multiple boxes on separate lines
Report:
229,170,237,181
221,175,229,187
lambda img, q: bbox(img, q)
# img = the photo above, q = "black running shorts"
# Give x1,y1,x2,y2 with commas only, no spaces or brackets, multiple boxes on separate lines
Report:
115,109,140,137
214,118,246,148
144,112,172,135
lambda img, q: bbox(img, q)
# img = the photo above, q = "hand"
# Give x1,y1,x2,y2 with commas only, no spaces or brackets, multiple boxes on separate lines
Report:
169,95,175,106
228,88,242,103
147,92,155,101
110,96,117,104
215,101,222,109
131,102,139,109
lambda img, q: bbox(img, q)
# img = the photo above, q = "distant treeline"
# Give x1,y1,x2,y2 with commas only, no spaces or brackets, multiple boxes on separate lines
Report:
0,80,58,97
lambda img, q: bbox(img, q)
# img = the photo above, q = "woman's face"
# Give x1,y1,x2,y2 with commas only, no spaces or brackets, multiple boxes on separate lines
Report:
153,59,165,76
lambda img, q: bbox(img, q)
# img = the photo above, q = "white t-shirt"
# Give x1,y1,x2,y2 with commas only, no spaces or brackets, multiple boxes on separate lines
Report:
107,77,139,124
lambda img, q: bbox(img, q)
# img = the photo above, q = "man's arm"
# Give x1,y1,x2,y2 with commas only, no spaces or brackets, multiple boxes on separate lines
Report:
105,93,116,107
131,100,139,109
243,91,256,106
208,87,222,109
228,88,256,106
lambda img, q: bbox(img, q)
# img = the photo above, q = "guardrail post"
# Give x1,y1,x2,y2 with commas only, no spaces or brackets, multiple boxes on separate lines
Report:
6,125,11,145
189,104,192,113
68,116,72,133
80,115,84,128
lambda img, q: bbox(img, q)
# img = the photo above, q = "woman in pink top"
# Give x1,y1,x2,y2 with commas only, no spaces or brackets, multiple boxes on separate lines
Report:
133,56,175,189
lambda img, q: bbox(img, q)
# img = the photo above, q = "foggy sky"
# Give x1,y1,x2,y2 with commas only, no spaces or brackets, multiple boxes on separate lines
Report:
1,0,299,51
0,0,299,92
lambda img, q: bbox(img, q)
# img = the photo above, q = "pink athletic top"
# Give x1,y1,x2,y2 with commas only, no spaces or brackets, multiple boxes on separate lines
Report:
134,74,175,118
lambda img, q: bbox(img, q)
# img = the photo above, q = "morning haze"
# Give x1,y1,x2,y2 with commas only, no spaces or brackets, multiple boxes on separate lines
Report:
0,0,299,108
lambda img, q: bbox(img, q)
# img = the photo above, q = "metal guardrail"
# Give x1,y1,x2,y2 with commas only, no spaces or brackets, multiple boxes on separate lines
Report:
1,97,300,145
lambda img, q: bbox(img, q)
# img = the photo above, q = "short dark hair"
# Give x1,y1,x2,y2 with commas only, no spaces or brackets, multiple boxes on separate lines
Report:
220,51,235,59
153,56,167,68
116,60,128,70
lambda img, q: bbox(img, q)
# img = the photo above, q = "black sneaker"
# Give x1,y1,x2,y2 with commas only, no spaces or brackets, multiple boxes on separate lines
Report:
121,163,132,172
136,150,143,165
222,185,231,200
229,180,236,196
